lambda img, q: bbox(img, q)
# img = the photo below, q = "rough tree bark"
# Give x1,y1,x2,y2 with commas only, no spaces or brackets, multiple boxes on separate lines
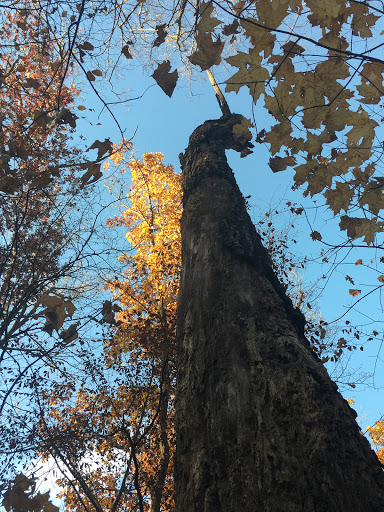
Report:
175,114,384,512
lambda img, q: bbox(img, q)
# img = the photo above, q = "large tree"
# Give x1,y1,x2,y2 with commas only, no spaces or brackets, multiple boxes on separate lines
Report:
175,114,384,511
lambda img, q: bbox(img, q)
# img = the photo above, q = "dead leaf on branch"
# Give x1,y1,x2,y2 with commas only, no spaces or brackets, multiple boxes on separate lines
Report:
339,215,383,245
101,300,122,324
188,33,224,71
349,289,361,297
197,1,222,33
59,322,79,344
225,48,269,103
152,61,178,97
55,107,78,128
122,44,133,59
269,155,296,173
86,70,96,82
80,161,102,187
2,473,59,512
35,294,76,335
153,24,167,47
222,19,240,36
24,77,41,89
310,230,322,241
87,138,113,160
324,181,354,215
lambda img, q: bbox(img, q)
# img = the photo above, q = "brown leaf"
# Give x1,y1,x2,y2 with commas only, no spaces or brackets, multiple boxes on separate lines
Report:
151,61,178,97
24,77,41,89
87,138,113,160
188,33,224,71
354,258,363,265
269,155,296,173
122,45,133,59
153,24,167,47
101,300,121,324
80,162,102,187
339,215,383,245
349,289,361,297
78,41,94,51
60,323,79,344
92,69,102,76
222,19,240,36
377,275,384,283
56,108,78,128
86,70,96,82
345,275,354,285
310,230,322,241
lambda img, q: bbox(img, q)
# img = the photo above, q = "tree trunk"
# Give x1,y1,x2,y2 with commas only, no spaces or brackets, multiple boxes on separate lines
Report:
175,114,384,512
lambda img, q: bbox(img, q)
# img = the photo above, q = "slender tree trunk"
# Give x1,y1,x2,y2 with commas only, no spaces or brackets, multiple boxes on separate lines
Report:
175,114,384,512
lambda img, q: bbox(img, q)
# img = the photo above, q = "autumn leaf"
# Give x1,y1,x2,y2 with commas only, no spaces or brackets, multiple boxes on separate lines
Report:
310,231,322,241
349,289,361,297
377,275,384,283
87,138,113,160
225,48,269,103
122,44,133,59
86,70,96,82
60,323,79,344
80,162,102,187
152,61,178,97
56,108,78,128
324,182,354,215
345,275,354,285
339,215,383,245
153,24,167,47
188,33,224,70
354,259,363,265
78,41,94,51
269,155,296,173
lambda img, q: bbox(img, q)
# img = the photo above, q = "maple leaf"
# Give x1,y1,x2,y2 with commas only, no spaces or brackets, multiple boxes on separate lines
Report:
197,1,222,33
324,182,354,215
225,48,269,103
152,61,178,97
339,216,384,245
87,138,113,160
35,294,76,334
153,24,167,47
188,33,224,71
80,161,102,187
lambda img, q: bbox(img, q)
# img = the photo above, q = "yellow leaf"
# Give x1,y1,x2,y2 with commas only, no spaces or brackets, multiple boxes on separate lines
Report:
77,105,86,110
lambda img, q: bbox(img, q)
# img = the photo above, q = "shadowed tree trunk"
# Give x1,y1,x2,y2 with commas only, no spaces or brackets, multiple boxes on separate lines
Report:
175,114,384,512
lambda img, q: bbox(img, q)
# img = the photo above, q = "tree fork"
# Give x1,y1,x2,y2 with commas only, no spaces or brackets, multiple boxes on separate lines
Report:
175,114,384,512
